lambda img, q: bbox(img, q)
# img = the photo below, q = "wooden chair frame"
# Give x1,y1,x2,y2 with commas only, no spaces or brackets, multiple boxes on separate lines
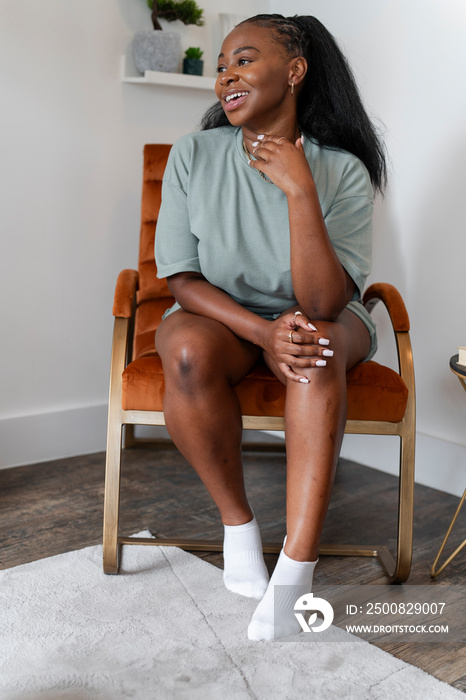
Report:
103,275,415,583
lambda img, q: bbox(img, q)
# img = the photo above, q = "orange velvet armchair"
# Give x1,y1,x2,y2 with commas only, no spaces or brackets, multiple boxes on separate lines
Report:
103,144,416,583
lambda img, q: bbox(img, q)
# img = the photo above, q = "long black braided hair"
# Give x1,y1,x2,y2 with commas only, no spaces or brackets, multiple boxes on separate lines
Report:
201,14,387,192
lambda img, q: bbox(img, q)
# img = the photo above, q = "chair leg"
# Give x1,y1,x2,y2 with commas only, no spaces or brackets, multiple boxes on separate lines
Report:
103,420,123,575
123,424,135,449
389,432,415,583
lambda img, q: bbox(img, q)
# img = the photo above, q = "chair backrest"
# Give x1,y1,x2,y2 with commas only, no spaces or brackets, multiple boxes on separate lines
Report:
137,144,172,305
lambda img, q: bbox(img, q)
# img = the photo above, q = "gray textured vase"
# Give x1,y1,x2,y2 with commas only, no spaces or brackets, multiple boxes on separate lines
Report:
133,30,181,73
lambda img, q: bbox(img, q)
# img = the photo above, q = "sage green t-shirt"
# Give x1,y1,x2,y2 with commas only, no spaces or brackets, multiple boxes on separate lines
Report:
155,126,377,359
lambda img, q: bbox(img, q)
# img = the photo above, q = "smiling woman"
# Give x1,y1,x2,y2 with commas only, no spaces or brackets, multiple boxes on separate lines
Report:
215,29,304,140
154,14,387,641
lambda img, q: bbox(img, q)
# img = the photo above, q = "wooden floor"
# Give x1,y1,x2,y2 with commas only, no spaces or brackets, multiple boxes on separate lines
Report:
1,438,465,692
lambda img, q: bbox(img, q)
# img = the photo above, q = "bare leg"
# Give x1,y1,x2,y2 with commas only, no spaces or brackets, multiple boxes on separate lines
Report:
156,310,270,598
248,309,371,639
155,309,261,525
280,310,371,562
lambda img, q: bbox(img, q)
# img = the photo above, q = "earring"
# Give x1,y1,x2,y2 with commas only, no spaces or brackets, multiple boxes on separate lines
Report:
290,82,295,95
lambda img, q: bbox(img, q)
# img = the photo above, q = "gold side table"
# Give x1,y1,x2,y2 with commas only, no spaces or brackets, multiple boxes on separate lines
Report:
431,355,466,577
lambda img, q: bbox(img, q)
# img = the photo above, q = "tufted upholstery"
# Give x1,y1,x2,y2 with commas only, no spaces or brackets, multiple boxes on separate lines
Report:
116,145,409,424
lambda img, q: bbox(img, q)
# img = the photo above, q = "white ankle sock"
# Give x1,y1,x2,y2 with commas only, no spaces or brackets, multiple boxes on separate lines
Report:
247,546,318,640
223,516,269,599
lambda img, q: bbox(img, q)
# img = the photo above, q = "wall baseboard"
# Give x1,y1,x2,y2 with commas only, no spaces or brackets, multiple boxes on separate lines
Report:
340,432,465,498
0,405,108,470
1,408,464,499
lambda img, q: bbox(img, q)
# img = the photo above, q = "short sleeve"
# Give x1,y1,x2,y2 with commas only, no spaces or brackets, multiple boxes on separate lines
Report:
155,143,201,279
323,157,374,299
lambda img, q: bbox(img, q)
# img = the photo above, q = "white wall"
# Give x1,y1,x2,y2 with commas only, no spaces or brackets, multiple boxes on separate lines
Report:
2,0,465,497
0,0,266,467
270,0,466,495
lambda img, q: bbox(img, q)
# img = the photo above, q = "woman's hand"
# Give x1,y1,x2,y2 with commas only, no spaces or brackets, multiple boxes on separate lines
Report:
248,134,314,197
260,310,334,384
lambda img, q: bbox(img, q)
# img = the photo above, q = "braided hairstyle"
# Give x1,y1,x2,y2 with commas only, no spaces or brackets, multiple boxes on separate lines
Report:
201,14,387,192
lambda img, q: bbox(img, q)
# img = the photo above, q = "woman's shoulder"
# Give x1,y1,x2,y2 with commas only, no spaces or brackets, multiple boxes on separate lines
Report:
164,127,238,187
170,126,237,157
305,136,373,200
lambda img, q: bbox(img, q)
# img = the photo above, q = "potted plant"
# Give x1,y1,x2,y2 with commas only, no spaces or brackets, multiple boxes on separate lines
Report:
133,0,205,75
183,47,204,75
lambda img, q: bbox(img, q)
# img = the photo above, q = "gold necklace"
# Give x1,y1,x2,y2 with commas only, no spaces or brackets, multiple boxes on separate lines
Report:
242,140,272,183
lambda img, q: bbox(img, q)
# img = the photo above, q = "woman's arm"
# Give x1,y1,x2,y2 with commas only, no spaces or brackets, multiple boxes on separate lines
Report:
167,272,270,346
249,136,356,321
287,177,355,320
167,272,331,384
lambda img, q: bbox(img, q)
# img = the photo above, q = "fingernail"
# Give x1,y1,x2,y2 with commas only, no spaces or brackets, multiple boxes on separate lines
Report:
252,141,259,147
316,360,327,367
318,338,330,346
323,349,334,357
299,377,310,383
248,159,252,165
257,134,265,140
308,323,317,331
301,134,304,145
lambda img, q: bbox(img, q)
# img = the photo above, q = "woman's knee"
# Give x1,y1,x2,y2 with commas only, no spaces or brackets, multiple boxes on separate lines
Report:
312,319,347,369
156,311,260,393
310,311,370,373
157,321,219,392
287,319,349,387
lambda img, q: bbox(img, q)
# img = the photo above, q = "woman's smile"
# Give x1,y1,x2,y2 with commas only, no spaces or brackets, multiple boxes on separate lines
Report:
223,90,250,111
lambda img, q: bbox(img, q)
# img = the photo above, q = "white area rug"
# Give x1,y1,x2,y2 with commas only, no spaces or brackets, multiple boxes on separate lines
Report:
0,535,462,700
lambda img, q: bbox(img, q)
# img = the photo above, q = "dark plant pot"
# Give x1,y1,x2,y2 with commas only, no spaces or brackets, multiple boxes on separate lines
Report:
133,30,181,74
183,58,204,76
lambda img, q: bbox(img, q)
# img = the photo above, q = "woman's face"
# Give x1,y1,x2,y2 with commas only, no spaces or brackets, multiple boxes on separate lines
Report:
215,23,296,131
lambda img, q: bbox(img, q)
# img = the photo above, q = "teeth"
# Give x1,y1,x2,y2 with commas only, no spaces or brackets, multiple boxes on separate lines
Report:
225,92,249,103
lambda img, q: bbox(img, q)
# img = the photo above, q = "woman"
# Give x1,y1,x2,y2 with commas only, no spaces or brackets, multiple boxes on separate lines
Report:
155,14,386,640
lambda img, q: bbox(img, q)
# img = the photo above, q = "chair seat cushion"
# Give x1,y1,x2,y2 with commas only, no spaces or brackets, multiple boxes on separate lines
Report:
122,299,409,422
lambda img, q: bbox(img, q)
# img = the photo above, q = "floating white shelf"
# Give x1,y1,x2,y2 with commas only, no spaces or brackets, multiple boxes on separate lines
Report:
120,56,216,91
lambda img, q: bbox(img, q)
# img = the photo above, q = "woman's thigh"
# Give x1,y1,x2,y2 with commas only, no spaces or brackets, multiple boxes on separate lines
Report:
336,308,372,371
155,309,262,387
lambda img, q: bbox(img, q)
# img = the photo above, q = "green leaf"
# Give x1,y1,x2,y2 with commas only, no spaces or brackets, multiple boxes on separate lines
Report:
155,0,205,27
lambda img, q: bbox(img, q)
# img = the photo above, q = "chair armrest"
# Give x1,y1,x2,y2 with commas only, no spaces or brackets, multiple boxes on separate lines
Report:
112,269,139,318
363,283,410,332
364,284,415,416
